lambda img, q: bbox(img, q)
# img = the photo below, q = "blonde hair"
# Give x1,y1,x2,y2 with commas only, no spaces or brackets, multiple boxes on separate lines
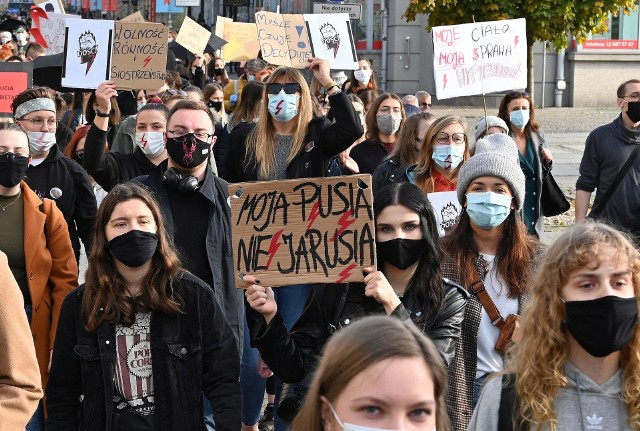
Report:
510,222,640,430
245,67,313,179
414,115,470,193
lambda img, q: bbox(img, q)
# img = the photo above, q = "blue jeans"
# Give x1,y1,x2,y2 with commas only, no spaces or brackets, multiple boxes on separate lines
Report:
203,396,216,430
473,373,490,408
26,400,44,431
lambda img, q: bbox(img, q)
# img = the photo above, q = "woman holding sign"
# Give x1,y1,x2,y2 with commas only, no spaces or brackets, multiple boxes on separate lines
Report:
440,133,542,431
225,58,363,431
245,182,467,425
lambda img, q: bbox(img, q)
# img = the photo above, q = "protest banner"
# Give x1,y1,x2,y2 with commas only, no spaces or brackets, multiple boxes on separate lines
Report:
61,18,114,89
304,13,358,70
426,191,462,237
0,62,32,119
120,11,145,23
221,22,260,62
111,22,167,90
432,18,527,100
229,175,376,287
255,12,312,68
175,16,210,55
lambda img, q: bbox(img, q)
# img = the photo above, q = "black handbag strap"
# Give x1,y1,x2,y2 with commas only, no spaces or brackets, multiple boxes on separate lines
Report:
498,374,526,431
328,285,349,334
591,144,640,217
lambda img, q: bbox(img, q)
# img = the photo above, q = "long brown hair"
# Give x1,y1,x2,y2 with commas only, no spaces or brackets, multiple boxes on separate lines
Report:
365,93,405,141
347,58,379,95
385,111,435,167
497,91,540,135
82,182,183,332
245,67,313,179
443,211,538,298
292,316,451,431
414,115,470,193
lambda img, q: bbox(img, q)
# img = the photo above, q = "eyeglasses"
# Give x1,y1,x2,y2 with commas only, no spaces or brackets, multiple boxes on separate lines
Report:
622,93,640,102
506,91,530,100
419,102,432,108
167,130,214,143
20,118,57,129
435,132,466,145
267,83,301,95
164,89,188,97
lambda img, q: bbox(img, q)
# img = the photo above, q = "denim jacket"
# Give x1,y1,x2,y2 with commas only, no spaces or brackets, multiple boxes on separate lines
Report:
46,272,241,431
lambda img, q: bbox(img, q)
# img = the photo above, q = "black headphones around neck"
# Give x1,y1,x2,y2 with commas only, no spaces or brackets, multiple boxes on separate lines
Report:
162,167,199,193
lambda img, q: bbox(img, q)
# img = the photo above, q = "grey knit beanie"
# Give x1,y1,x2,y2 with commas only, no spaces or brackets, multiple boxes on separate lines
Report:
457,133,525,209
474,115,509,141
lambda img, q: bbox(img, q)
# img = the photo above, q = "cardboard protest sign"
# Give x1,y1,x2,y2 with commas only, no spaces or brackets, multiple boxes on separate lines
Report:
176,16,210,55
432,18,527,100
426,191,462,237
255,12,312,68
221,22,260,62
0,62,32,118
120,11,145,23
111,22,167,90
229,175,376,287
304,13,358,70
61,19,114,89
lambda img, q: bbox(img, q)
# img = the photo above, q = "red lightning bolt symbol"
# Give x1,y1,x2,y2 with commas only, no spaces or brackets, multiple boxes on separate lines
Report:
306,201,321,231
143,56,152,68
443,74,448,89
331,210,356,241
336,263,357,284
265,229,284,270
514,35,520,48
140,133,148,148
275,99,284,115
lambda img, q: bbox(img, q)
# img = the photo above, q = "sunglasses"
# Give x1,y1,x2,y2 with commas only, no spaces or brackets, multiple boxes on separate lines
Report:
267,83,301,95
507,91,530,99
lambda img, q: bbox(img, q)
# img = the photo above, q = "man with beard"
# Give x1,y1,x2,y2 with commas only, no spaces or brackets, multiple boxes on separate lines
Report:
576,79,640,240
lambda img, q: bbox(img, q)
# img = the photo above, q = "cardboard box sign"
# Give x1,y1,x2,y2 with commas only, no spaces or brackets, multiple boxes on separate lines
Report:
229,175,376,288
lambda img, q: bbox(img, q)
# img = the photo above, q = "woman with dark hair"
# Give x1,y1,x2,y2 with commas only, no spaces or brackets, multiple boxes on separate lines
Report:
245,182,467,424
208,56,230,87
372,111,436,190
442,133,542,431
46,182,241,431
61,91,90,130
497,91,553,236
349,93,406,174
344,58,379,95
226,81,265,132
64,126,107,207
294,316,451,431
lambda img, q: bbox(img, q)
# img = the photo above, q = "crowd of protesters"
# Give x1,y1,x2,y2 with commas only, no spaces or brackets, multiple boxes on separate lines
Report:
0,14,639,431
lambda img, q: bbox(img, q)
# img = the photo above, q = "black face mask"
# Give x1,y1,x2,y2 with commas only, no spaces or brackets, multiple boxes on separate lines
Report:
208,100,223,112
626,101,640,123
108,230,159,268
565,295,638,357
214,67,224,76
0,152,29,188
165,134,211,169
376,238,427,270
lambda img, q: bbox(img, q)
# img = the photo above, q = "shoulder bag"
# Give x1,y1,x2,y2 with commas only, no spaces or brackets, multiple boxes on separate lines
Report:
539,146,570,217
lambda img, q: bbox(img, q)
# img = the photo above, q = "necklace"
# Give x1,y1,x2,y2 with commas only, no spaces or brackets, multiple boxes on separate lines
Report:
0,192,21,212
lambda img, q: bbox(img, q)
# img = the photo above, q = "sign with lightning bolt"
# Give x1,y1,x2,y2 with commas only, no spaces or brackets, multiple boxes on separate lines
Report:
61,18,114,89
229,175,376,288
111,21,168,90
432,18,527,100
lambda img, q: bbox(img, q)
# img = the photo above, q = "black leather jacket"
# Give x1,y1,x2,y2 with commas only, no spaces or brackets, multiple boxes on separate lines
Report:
46,272,241,431
249,279,467,384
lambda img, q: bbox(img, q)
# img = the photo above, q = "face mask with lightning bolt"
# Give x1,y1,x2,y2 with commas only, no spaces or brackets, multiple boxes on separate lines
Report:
78,31,98,75
267,90,299,123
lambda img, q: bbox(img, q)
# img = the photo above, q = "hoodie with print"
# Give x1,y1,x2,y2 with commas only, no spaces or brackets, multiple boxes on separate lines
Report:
466,362,632,431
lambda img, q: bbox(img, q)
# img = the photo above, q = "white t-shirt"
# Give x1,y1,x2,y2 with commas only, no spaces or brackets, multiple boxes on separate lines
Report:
475,254,518,378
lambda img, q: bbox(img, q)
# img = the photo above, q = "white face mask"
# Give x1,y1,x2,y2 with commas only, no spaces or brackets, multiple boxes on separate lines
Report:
354,68,371,85
27,132,56,155
327,402,405,431
0,37,10,44
16,33,26,43
135,131,166,159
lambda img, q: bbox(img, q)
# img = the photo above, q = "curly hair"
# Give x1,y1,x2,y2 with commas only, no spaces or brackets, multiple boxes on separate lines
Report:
510,222,640,430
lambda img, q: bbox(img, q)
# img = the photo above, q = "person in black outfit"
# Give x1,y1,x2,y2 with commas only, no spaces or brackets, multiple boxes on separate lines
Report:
11,88,96,262
245,183,467,421
83,81,170,192
46,182,240,431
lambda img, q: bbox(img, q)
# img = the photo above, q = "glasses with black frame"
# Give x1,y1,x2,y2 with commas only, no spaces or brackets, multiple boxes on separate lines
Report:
435,132,466,145
506,91,530,101
267,83,301,95
166,129,215,143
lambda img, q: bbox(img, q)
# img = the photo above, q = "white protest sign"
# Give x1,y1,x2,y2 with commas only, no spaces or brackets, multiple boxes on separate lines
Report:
61,19,114,89
304,13,358,70
432,18,527,100
426,191,462,237
31,12,77,55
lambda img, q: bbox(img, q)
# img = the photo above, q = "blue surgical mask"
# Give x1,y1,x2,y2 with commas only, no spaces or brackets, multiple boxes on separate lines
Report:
268,90,299,122
137,102,145,111
466,191,512,229
432,145,465,171
509,110,529,129
248,74,255,82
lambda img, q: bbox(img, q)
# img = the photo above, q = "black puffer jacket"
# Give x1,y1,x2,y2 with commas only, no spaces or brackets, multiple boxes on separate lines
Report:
249,279,467,384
